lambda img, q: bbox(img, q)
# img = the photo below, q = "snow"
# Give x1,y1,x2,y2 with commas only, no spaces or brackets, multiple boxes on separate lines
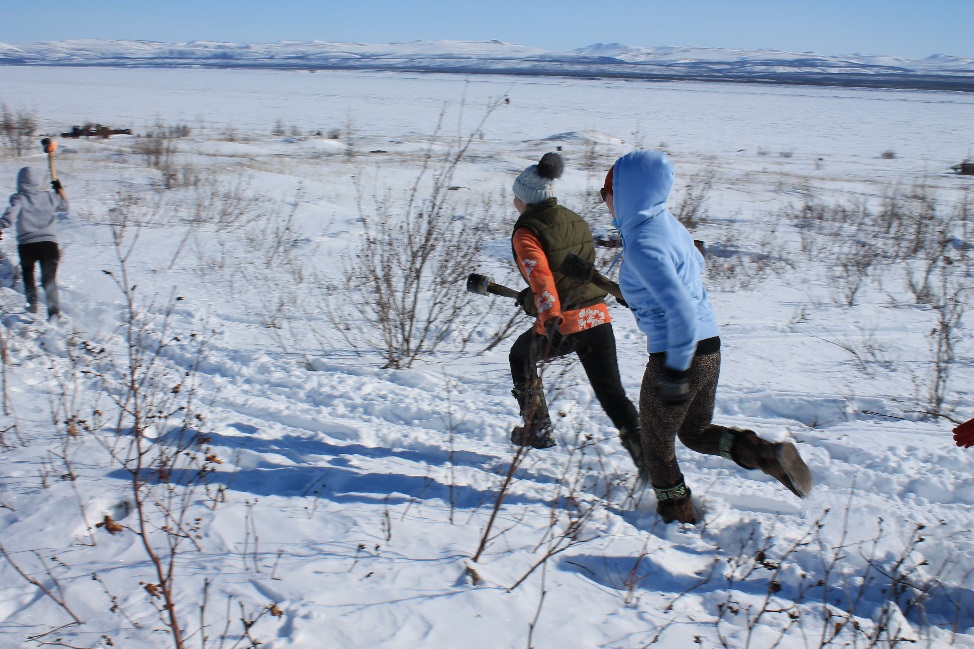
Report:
0,65,973,648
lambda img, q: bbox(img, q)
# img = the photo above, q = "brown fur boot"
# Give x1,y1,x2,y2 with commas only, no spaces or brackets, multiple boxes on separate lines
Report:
654,480,697,524
724,428,813,498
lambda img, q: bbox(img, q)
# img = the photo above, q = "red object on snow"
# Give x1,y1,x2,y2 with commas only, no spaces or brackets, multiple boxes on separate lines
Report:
954,418,974,448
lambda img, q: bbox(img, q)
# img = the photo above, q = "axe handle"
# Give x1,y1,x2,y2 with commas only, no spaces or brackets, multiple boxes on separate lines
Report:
42,139,67,200
588,271,625,302
49,153,66,201
559,253,626,303
467,273,521,300
487,282,520,299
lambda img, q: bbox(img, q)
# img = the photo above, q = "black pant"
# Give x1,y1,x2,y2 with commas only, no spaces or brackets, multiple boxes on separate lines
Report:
509,323,639,432
18,241,60,317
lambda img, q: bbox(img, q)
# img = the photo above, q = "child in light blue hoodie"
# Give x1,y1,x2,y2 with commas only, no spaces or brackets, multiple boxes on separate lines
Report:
603,151,812,523
1,167,67,319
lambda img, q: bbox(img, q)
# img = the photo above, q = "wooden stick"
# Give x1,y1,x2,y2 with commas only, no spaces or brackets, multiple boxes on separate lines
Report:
40,138,66,200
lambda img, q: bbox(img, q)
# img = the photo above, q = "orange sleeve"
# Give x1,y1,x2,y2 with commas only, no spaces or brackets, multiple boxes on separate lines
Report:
513,228,562,328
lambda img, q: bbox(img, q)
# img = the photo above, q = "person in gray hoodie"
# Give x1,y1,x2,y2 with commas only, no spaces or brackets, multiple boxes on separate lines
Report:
0,167,67,319
603,150,812,524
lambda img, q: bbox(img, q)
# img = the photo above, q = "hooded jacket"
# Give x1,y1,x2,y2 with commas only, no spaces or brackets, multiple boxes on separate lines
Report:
612,151,718,372
1,167,66,245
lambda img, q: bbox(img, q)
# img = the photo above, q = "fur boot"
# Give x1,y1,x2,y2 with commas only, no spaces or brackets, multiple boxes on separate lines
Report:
722,428,813,498
511,380,555,449
654,479,697,524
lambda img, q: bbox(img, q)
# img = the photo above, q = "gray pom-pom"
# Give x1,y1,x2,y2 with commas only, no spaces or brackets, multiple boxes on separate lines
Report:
537,152,564,180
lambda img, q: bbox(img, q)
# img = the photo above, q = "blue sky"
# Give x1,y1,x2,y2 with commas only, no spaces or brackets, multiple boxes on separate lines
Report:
2,0,972,59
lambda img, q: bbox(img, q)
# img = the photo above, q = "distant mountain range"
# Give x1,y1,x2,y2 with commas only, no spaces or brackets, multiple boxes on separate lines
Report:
2,39,972,92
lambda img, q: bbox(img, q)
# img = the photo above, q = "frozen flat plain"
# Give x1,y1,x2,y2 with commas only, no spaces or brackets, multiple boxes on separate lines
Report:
0,66,972,648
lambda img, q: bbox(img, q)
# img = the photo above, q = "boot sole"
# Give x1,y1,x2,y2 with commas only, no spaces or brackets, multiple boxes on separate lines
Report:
775,443,813,498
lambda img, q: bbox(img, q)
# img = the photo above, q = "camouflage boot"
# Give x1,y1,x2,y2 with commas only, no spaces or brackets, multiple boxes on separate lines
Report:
511,380,555,449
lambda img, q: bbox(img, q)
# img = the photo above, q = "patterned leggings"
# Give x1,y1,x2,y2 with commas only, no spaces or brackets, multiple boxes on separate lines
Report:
639,351,737,488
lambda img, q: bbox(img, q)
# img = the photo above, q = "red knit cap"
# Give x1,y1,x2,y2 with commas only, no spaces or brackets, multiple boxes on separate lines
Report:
602,165,614,194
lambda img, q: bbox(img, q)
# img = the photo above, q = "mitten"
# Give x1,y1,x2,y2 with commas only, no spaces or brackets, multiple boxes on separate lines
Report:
517,288,537,317
657,366,690,404
543,316,563,343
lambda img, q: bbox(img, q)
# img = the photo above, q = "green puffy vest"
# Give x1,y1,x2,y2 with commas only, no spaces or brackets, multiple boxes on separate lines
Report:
512,198,607,317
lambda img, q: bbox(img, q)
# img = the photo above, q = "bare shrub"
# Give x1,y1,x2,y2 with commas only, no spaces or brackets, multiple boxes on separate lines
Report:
471,389,614,581
230,189,314,353
106,183,167,230
779,185,970,310
854,184,969,306
826,236,882,306
471,442,532,565
705,238,780,291
83,220,222,649
922,253,968,418
0,103,38,157
0,324,24,448
133,126,181,189
168,172,266,269
787,192,832,258
0,216,243,648
506,421,613,591
805,326,894,377
580,137,606,176
781,186,970,419
673,164,716,229
656,492,966,649
0,543,83,626
344,112,356,161
331,98,505,368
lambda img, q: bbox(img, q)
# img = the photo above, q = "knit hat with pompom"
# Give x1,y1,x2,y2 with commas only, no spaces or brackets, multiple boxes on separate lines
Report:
512,152,564,204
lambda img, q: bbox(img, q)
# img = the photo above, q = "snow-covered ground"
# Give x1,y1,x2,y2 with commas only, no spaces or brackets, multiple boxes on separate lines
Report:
0,66,973,649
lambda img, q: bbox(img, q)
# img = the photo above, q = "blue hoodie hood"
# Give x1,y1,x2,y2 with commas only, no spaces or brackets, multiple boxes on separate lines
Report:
611,150,674,236
612,151,718,370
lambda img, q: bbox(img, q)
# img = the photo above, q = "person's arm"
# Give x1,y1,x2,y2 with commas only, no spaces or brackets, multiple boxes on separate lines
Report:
626,248,698,372
0,197,21,238
513,228,562,329
626,247,698,403
51,180,68,210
